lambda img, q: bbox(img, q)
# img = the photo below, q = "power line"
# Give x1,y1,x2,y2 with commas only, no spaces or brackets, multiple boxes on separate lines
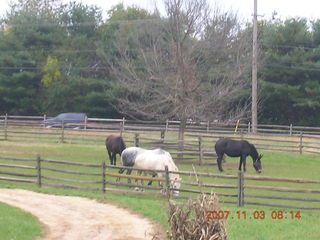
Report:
0,49,98,54
0,66,108,70
0,17,161,30
1,43,319,55
264,64,320,72
262,43,320,50
0,61,319,72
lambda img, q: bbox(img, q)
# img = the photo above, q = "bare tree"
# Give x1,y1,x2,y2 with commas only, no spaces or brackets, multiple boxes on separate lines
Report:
109,0,251,156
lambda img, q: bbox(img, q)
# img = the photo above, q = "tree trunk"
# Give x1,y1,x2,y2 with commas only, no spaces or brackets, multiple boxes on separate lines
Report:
177,117,186,161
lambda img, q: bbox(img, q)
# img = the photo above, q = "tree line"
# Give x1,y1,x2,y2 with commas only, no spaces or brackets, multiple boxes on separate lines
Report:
1,0,320,127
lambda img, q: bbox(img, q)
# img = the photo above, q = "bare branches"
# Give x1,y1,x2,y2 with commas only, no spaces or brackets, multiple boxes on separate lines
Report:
109,0,251,123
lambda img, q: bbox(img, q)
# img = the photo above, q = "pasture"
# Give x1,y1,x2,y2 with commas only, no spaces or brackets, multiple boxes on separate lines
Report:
0,139,320,239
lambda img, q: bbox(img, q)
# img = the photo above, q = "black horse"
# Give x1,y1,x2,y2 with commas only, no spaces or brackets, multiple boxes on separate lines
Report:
105,135,126,165
214,138,262,173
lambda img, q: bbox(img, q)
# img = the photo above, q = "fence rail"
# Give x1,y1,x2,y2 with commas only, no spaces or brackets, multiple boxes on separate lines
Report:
1,115,320,165
0,155,319,210
2,114,320,135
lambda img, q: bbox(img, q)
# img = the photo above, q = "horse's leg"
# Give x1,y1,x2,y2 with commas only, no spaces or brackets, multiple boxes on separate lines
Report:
117,167,125,182
107,150,112,165
134,170,142,191
158,173,165,195
111,152,117,165
113,153,117,165
127,169,132,184
243,156,247,172
238,157,243,171
217,154,224,172
239,156,247,172
134,171,146,192
155,173,162,188
135,170,141,184
140,171,145,189
147,173,156,186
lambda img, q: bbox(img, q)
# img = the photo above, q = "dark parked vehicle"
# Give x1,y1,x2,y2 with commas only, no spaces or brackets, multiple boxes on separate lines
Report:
44,113,87,128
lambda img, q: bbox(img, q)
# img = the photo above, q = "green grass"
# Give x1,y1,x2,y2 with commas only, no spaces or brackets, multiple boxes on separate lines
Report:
0,202,43,240
0,140,320,239
226,206,320,240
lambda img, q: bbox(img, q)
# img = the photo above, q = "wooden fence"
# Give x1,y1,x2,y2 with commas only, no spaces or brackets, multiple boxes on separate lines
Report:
3,114,320,135
0,155,319,210
1,115,320,165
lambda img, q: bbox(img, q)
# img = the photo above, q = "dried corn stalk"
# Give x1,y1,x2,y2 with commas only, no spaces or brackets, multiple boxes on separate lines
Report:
168,193,227,240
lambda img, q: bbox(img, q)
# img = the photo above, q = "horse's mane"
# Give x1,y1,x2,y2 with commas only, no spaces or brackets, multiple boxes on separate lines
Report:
166,156,178,171
249,144,259,159
162,153,180,182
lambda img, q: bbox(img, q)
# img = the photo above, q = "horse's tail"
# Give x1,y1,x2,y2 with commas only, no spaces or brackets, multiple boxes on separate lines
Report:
120,137,126,152
105,136,109,148
105,135,113,148
121,148,136,167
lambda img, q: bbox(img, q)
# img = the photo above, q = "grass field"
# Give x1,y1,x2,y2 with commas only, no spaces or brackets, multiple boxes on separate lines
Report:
0,201,43,240
0,140,320,240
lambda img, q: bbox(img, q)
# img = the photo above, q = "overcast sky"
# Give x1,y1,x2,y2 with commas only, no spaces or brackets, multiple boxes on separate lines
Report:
1,0,320,21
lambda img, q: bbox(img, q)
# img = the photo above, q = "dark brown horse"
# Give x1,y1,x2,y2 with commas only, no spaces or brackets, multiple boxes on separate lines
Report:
105,135,126,165
215,138,262,173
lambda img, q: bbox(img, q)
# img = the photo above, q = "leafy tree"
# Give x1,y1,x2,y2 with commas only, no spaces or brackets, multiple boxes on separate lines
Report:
39,1,107,117
42,56,61,87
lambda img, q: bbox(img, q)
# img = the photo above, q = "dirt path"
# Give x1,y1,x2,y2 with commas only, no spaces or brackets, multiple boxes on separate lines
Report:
0,189,163,240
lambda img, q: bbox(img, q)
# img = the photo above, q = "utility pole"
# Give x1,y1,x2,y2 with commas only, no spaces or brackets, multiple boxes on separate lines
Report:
252,0,258,133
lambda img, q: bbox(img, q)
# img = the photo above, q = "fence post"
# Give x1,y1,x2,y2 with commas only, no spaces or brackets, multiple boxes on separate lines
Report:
36,155,42,187
102,160,106,194
289,124,293,136
165,165,171,200
160,130,165,145
43,114,47,128
206,121,210,133
165,119,169,134
198,136,203,166
84,116,88,130
237,171,244,207
135,133,140,147
299,132,303,154
247,122,251,133
120,117,125,135
4,113,8,140
60,121,65,143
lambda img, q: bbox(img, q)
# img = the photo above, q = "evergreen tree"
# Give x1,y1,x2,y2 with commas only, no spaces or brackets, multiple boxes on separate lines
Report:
0,0,62,114
260,17,320,125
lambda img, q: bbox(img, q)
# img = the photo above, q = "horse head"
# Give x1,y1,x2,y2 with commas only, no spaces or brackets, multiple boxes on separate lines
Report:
171,175,181,197
253,154,263,173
